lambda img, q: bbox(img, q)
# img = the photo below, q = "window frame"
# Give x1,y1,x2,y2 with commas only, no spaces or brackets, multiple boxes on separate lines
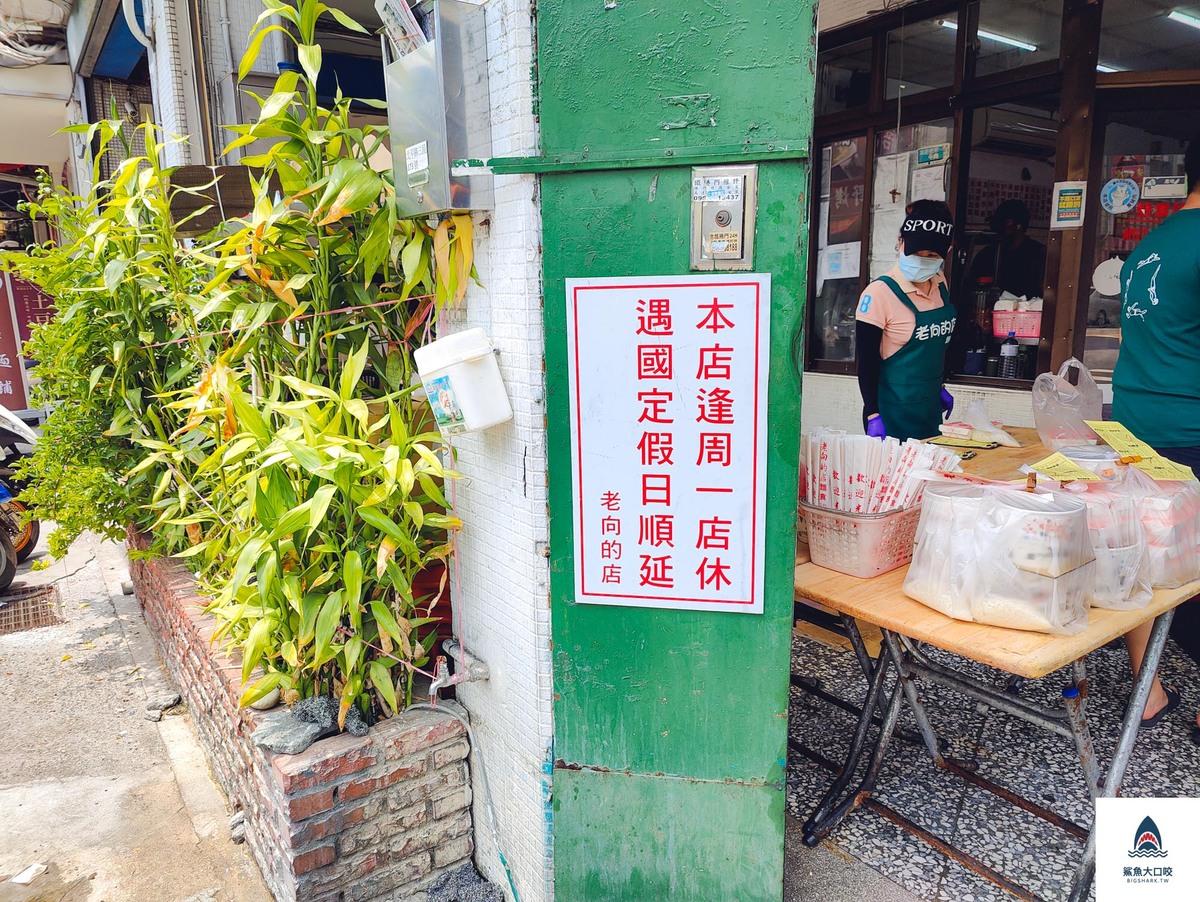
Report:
808,0,1066,377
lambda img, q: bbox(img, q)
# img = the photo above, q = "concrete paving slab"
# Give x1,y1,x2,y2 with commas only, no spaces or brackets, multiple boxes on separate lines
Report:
0,532,271,902
785,816,921,902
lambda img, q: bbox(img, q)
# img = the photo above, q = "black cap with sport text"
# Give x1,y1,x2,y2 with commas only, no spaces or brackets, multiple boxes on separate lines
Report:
900,210,954,258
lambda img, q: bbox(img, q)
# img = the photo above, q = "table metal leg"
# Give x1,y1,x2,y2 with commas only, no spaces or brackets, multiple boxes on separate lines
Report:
842,613,877,680
1062,662,1102,800
804,677,907,846
882,630,945,764
802,646,894,834
1067,610,1176,902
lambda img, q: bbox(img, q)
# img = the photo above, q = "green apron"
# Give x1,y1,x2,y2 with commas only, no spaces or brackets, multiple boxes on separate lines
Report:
876,275,955,442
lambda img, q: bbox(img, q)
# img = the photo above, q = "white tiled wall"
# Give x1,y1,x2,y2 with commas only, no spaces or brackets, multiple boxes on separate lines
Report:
801,372,1036,435
201,0,291,158
437,3,553,902
148,0,192,165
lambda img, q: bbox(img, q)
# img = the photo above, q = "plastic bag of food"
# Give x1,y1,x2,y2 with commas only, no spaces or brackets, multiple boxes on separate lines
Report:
1032,358,1102,451
903,484,984,621
947,399,1021,447
1073,486,1152,610
968,490,1092,634
1121,467,1200,588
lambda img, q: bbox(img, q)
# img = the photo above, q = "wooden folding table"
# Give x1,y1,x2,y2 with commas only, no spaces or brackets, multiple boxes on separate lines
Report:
793,430,1200,900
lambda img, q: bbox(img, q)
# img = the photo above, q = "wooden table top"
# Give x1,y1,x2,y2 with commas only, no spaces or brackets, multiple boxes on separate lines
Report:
794,427,1200,679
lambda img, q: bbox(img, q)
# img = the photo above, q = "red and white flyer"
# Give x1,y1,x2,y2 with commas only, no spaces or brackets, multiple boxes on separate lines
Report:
565,274,771,614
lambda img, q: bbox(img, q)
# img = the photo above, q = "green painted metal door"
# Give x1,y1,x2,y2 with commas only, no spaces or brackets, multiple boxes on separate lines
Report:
537,4,815,899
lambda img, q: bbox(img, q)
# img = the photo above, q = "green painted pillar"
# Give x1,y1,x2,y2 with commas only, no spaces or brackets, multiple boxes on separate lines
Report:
536,3,815,899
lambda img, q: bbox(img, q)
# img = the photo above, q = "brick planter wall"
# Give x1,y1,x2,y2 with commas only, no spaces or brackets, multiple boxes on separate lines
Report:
128,531,474,902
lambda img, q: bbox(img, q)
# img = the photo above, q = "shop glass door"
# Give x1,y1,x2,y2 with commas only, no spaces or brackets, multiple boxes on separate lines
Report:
950,96,1058,383
1083,108,1194,384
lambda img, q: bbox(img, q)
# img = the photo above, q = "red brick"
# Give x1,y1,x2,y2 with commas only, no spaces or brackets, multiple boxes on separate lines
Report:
381,711,465,760
353,849,389,878
338,775,378,803
430,737,470,769
287,789,335,821
289,801,370,848
274,734,377,794
292,843,336,875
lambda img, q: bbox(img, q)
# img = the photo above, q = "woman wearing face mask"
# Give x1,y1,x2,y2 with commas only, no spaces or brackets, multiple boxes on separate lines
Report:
855,199,957,442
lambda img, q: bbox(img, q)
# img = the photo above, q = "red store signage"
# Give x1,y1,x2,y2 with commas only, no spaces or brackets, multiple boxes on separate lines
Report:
0,272,33,411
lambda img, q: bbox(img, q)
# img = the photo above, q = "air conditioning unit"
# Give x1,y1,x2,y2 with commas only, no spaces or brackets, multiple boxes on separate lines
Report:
972,108,1058,156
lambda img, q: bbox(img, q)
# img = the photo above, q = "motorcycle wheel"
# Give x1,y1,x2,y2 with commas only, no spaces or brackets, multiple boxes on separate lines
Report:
0,528,16,593
3,499,38,562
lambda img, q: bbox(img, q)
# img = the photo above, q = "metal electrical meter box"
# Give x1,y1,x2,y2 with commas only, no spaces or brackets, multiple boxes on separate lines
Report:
384,0,493,217
690,165,759,271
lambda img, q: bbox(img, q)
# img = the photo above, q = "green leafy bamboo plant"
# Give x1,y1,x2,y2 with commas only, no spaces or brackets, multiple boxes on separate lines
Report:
7,124,226,557
5,0,476,723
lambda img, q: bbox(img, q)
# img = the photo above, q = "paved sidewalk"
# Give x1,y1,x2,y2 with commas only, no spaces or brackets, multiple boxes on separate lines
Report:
785,817,921,902
0,532,271,902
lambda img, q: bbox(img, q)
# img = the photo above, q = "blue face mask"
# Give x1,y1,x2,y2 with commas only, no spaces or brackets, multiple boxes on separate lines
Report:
898,253,944,283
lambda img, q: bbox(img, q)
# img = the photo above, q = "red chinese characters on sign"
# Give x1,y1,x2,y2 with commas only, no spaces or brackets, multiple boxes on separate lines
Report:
692,300,735,594
634,298,677,585
598,492,623,584
7,275,55,345
0,274,31,410
568,274,770,614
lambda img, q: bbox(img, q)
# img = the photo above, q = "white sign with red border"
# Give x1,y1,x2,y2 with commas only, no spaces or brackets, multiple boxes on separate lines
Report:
565,274,771,614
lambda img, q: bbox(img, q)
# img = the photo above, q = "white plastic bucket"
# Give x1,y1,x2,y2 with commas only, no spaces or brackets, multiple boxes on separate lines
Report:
414,328,513,436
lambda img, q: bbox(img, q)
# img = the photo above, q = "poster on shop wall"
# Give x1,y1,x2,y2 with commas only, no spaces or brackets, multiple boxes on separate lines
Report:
564,274,771,614
0,272,35,411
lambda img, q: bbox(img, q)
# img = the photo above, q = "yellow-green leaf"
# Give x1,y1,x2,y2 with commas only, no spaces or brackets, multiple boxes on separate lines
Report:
402,500,425,531
239,671,285,708
369,660,398,715
344,550,363,607
370,600,410,658
359,505,404,542
239,25,290,81
298,43,322,85
376,536,398,578
313,590,343,665
308,484,336,536
242,616,275,684
323,5,369,34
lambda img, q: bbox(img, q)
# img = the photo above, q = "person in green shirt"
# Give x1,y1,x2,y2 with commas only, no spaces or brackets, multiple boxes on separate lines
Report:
1112,129,1200,745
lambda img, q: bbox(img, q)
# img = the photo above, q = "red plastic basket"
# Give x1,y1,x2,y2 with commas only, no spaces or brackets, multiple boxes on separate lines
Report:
992,310,1041,340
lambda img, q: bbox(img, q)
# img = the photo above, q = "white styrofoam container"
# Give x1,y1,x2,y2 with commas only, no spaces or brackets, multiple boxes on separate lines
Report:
414,328,513,436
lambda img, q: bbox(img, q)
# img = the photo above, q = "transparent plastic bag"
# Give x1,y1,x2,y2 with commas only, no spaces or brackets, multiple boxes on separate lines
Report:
1074,486,1153,610
1121,467,1200,589
968,490,1092,634
903,485,983,621
1032,358,1102,451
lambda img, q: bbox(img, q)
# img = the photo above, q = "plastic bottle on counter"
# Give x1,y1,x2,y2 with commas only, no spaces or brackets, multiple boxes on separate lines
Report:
999,331,1019,379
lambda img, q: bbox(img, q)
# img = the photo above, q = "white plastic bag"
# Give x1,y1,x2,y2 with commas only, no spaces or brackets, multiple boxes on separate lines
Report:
903,485,983,621
1032,358,1102,451
1121,467,1200,588
902,485,1093,634
1074,485,1153,610
959,399,1021,447
968,490,1093,634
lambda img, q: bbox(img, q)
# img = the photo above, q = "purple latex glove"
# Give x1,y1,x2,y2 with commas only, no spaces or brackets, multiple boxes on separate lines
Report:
866,415,886,439
940,387,954,419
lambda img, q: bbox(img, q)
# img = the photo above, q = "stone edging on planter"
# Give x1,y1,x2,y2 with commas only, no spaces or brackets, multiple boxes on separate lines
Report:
127,530,473,902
